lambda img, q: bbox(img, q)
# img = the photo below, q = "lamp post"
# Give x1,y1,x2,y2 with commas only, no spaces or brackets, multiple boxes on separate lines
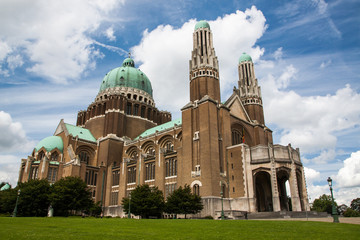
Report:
128,192,131,219
12,189,21,217
220,182,224,220
327,177,339,223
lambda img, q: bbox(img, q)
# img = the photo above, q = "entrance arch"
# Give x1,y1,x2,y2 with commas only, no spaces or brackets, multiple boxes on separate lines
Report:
277,169,291,211
254,171,273,212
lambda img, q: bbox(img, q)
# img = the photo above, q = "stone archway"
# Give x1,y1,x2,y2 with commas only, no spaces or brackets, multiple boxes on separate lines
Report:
254,171,273,212
277,170,291,211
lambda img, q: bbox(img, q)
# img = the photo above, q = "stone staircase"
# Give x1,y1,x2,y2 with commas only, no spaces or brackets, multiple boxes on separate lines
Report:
247,211,329,219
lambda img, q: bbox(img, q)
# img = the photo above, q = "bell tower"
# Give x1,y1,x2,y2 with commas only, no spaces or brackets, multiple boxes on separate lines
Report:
189,20,220,102
181,21,230,198
238,53,265,125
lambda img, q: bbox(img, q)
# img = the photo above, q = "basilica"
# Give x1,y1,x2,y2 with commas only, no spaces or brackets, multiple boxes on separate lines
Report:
18,20,309,218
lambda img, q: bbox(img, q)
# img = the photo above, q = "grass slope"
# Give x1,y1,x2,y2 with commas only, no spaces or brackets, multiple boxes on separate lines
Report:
0,217,359,240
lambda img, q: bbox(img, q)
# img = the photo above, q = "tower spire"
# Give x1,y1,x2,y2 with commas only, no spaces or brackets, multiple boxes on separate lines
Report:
189,20,220,102
238,53,265,124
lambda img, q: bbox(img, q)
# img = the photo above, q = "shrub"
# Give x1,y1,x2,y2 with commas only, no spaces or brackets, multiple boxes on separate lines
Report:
343,208,360,217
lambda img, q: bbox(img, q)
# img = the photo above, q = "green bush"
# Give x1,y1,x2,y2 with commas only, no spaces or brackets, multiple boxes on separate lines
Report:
203,215,214,219
343,208,360,217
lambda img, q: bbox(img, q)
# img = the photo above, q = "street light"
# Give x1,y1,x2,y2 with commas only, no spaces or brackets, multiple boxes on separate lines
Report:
12,189,21,217
327,177,339,223
220,182,224,220
128,192,131,219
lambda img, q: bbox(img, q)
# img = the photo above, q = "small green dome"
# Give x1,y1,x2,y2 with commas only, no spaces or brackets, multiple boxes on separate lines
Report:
122,58,135,67
99,58,153,96
0,183,10,191
35,136,63,153
239,52,252,63
195,20,210,30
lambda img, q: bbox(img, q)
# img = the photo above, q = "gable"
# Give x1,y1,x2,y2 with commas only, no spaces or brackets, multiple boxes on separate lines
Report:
224,94,251,122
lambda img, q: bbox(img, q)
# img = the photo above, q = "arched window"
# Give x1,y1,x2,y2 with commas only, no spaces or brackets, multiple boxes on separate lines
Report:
79,151,89,164
193,184,200,196
50,152,58,161
38,151,45,161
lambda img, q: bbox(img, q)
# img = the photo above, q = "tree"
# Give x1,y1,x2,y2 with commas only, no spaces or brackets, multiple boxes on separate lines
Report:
50,176,93,216
165,185,203,218
311,194,337,214
0,187,17,215
343,208,360,217
122,184,165,218
17,179,51,216
350,198,360,212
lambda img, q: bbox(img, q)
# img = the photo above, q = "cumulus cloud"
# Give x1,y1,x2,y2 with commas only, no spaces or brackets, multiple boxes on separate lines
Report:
0,155,21,186
0,111,33,152
0,111,34,153
132,6,267,111
262,60,360,154
336,150,360,188
304,167,320,185
0,0,124,84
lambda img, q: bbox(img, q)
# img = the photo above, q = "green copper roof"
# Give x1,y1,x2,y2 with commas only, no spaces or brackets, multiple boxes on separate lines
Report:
99,58,153,96
122,58,135,67
65,124,97,143
0,183,10,191
135,118,182,140
35,136,64,153
239,52,252,63
195,20,210,30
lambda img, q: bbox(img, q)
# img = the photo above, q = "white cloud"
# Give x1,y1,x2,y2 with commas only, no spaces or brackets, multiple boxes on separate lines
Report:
273,47,283,60
336,150,360,188
0,111,35,153
304,167,320,185
261,59,360,154
105,27,116,41
0,155,21,186
312,0,328,15
0,0,124,84
132,6,267,111
303,149,336,164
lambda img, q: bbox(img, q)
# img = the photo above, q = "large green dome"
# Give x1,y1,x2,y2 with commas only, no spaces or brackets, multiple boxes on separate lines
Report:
195,20,210,30
99,58,153,96
239,52,252,63
35,136,63,153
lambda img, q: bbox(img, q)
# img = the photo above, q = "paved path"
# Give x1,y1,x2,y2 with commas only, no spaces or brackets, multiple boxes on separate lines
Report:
254,217,360,225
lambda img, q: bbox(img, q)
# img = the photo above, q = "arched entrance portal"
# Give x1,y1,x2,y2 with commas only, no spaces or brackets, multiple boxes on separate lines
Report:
277,170,291,211
254,171,273,212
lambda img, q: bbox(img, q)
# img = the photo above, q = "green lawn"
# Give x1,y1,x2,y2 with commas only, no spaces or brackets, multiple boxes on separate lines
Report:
0,217,359,240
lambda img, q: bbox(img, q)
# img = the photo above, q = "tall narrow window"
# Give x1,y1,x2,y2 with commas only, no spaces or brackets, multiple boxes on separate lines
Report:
145,162,155,181
47,167,57,182
50,152,58,161
79,152,89,164
127,102,132,115
141,106,146,118
127,166,136,184
193,184,200,196
165,158,177,177
38,151,45,161
85,170,98,186
134,104,139,116
112,170,120,186
31,166,39,179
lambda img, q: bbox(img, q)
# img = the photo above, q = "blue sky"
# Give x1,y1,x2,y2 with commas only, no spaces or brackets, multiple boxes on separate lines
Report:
0,0,359,205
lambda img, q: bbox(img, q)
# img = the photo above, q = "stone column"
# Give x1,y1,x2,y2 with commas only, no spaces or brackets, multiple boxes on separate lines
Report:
269,145,281,212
